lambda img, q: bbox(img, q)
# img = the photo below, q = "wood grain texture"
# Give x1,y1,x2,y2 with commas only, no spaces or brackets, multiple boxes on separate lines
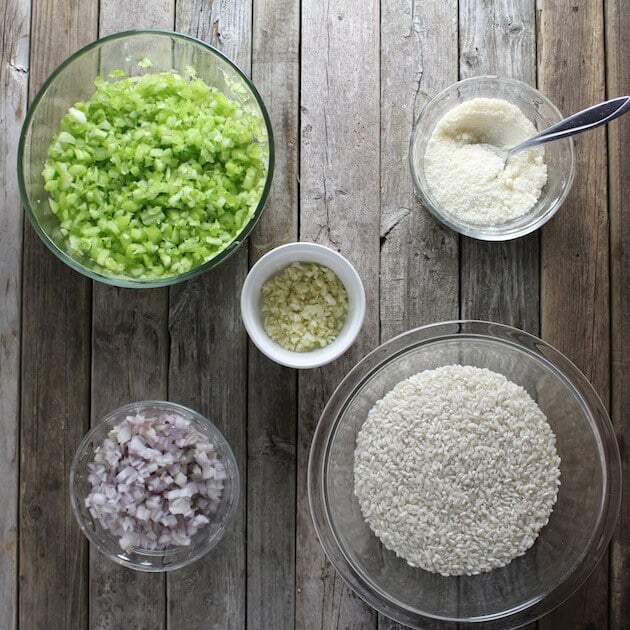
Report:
250,0,300,265
99,0,174,29
606,0,629,627
89,290,169,630
297,1,380,627
458,5,538,623
247,0,299,628
8,2,624,627
87,5,174,630
379,2,458,628
176,0,251,63
537,1,610,628
167,4,252,628
458,0,539,334
380,0,459,341
19,1,97,628
167,261,248,629
0,0,29,627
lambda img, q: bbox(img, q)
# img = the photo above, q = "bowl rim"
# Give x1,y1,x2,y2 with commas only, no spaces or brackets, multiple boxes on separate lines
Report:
308,320,622,628
69,399,241,572
18,28,275,288
240,242,367,369
408,75,576,241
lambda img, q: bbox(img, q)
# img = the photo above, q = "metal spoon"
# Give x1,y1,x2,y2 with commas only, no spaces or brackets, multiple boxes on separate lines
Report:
482,95,630,164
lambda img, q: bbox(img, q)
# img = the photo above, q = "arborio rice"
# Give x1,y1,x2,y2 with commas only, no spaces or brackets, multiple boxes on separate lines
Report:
353,365,561,576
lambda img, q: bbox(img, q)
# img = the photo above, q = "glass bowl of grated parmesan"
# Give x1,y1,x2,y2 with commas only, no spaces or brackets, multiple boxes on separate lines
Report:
308,321,621,629
409,76,575,240
240,242,366,369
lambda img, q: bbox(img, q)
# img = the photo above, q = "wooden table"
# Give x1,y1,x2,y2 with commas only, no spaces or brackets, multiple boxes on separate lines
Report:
1,0,628,628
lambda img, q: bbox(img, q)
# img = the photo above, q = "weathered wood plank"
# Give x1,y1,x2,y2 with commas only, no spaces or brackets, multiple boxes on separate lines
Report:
537,1,610,628
167,3,252,628
88,5,174,630
176,0,251,63
249,0,300,264
458,0,539,334
0,0,29,627
89,290,169,630
296,1,380,627
99,0,174,29
167,262,248,629
458,3,539,628
380,0,459,339
19,0,97,627
606,0,629,627
379,1,458,628
247,0,299,628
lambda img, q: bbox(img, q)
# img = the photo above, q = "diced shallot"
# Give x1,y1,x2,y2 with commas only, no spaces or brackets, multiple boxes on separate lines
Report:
85,412,226,552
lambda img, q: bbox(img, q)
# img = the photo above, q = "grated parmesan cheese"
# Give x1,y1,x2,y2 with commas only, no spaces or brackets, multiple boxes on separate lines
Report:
261,262,348,352
423,98,547,225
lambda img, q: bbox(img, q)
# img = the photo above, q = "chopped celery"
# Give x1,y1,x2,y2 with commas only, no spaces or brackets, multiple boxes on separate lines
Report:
43,69,268,280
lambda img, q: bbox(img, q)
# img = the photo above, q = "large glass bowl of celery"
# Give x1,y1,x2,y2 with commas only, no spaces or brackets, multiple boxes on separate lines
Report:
18,30,274,287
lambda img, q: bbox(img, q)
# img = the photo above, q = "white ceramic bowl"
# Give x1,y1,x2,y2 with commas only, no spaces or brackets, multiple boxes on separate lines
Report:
241,243,366,369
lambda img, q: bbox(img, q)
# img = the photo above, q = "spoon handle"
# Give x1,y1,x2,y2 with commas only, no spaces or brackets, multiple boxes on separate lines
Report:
509,95,630,157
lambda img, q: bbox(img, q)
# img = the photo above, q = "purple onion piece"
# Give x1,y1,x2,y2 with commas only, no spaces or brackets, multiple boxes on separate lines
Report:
85,412,225,551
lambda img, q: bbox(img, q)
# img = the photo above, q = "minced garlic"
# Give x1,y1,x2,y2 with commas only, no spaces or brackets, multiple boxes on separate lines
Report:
261,262,349,352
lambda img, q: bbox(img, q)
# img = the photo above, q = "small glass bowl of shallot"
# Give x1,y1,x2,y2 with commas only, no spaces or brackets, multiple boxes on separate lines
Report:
70,400,240,571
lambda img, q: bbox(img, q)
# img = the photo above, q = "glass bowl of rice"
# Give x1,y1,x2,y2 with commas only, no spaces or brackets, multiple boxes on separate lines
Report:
18,30,274,287
308,321,621,629
70,400,240,571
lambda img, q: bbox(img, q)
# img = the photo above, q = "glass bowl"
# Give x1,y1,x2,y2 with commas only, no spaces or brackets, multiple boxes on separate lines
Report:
70,400,240,572
18,30,274,287
308,321,621,628
409,76,575,240
240,242,366,369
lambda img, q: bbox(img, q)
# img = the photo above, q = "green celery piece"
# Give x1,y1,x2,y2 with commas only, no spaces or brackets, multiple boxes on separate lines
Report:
43,69,268,280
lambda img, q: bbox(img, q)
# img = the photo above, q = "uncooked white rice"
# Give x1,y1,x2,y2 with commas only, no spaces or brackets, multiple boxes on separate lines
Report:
353,365,561,576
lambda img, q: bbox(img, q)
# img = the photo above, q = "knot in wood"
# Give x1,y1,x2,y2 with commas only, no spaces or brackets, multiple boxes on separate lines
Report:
27,504,42,520
462,51,479,68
